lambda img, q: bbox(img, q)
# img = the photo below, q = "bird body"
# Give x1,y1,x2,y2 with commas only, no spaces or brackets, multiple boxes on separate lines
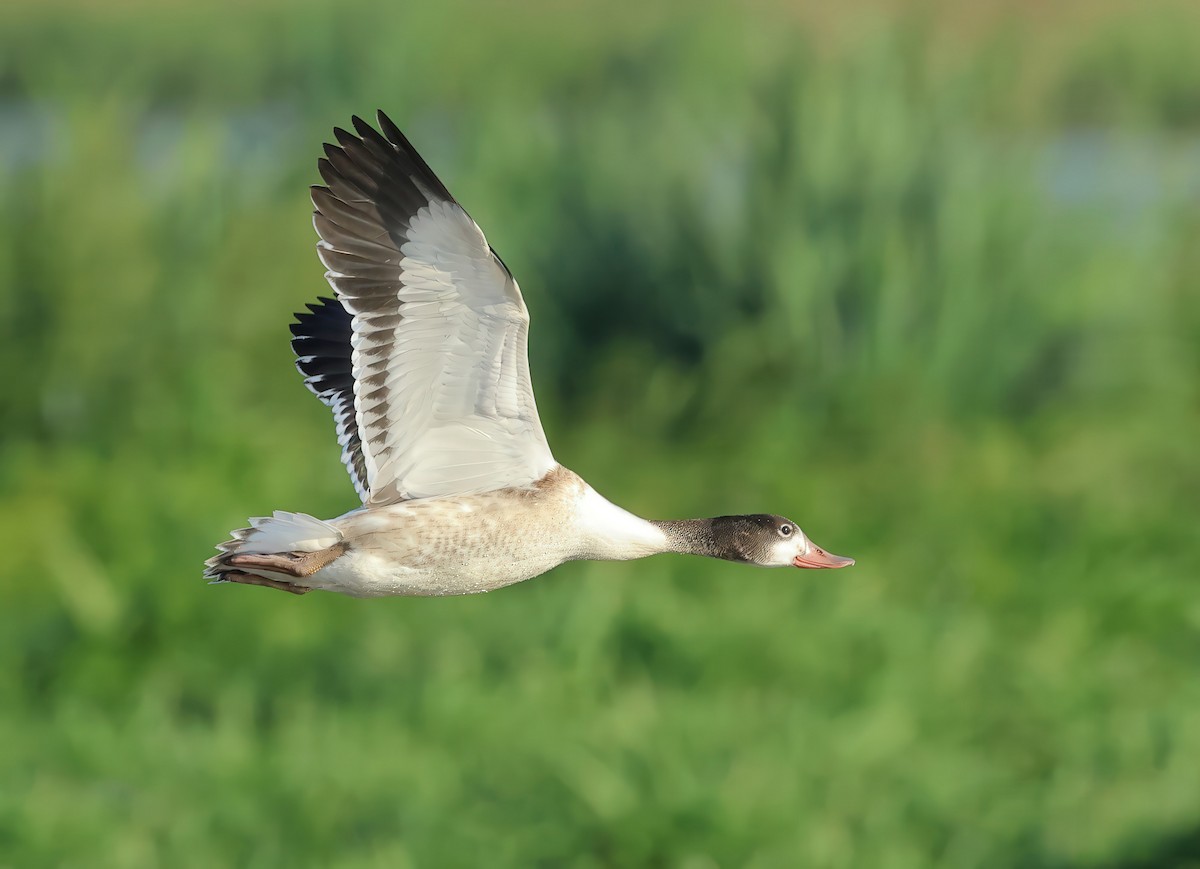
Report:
230,468,660,598
206,111,852,597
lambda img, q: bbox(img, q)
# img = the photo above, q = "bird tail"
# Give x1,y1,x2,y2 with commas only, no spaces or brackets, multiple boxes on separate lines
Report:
204,511,343,580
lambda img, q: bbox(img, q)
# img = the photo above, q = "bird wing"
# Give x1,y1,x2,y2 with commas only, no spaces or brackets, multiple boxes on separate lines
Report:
303,111,556,505
291,296,370,501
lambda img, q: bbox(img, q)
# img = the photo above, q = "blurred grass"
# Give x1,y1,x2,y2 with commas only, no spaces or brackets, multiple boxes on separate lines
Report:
1,0,1199,866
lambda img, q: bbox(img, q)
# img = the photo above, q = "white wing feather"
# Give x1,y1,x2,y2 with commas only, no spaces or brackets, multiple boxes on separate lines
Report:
311,113,556,505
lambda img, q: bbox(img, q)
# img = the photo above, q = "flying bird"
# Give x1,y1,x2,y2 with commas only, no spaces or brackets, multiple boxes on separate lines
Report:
205,111,853,597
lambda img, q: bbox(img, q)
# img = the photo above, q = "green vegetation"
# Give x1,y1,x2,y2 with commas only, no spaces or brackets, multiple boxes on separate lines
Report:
1,1,1198,865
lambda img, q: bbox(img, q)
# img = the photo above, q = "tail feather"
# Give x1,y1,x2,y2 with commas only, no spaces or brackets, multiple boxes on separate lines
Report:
205,511,342,580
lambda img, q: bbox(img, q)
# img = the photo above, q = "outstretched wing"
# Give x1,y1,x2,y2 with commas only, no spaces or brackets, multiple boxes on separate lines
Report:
291,296,369,501
305,111,556,505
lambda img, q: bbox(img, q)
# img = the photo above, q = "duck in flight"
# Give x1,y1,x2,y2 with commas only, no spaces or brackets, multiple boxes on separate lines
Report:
205,111,854,597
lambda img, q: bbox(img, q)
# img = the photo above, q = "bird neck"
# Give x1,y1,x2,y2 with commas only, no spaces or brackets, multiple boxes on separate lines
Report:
648,518,724,558
574,486,672,561
574,487,753,564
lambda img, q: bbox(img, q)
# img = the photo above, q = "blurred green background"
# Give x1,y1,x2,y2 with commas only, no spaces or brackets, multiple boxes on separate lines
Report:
1,0,1198,865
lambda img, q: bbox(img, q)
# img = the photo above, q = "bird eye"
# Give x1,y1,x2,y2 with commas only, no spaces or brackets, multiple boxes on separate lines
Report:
779,524,793,537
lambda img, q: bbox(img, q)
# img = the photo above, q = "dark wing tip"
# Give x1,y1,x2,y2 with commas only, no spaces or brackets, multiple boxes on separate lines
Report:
315,157,338,186
312,111,462,271
350,115,380,146
376,110,403,144
350,115,399,165
347,110,456,203
299,295,336,315
288,297,369,502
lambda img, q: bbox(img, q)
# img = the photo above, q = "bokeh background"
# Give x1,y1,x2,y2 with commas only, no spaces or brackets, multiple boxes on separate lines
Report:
2,0,1199,866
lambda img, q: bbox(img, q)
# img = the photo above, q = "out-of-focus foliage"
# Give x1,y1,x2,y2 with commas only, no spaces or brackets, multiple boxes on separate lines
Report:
0,1,1198,866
